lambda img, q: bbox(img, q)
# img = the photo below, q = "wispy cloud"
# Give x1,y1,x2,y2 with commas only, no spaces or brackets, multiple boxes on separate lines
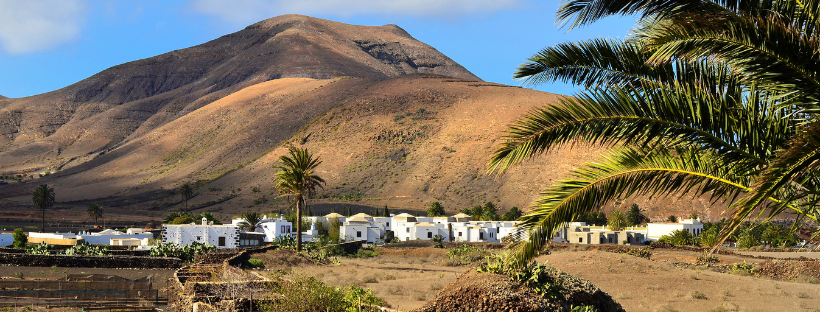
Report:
191,0,521,25
0,0,88,54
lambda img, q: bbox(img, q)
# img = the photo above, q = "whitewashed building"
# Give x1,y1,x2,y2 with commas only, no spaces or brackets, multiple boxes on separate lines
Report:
162,218,240,248
340,215,382,243
78,228,153,245
256,218,293,243
647,218,704,241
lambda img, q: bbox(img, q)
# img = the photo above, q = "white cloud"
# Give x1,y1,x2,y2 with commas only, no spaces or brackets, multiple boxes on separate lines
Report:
191,0,521,25
0,0,87,54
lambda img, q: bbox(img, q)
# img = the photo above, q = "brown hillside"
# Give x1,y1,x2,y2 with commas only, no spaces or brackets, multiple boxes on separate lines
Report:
0,14,478,175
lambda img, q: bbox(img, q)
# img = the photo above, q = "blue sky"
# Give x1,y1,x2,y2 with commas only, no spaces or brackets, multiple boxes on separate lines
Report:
0,0,636,98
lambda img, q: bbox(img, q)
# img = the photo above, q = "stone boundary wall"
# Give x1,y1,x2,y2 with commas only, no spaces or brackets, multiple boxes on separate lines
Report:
0,253,182,269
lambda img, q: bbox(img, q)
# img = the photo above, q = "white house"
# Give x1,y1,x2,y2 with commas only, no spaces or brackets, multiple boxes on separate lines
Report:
340,216,382,243
646,218,704,241
256,218,293,243
78,228,153,245
162,218,240,248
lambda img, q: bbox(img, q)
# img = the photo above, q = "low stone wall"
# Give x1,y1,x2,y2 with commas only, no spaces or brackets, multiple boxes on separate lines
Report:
0,253,182,269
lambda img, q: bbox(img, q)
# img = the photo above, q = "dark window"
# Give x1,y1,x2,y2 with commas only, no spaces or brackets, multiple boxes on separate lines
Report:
458,232,463,237
196,236,201,241
357,231,362,237
218,237,226,247
386,222,389,227
480,232,484,240
427,232,432,238
609,237,613,244
579,237,583,243
406,227,410,233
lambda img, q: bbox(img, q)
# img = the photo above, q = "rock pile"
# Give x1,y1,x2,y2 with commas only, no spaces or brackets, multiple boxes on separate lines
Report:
413,267,624,312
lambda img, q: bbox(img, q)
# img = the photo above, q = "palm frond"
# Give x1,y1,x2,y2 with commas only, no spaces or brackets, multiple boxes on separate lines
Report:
508,146,750,264
488,84,788,174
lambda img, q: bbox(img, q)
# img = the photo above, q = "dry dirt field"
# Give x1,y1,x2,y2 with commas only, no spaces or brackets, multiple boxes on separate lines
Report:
253,245,820,312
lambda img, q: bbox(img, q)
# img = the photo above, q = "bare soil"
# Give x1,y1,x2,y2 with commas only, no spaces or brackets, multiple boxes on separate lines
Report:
252,246,820,312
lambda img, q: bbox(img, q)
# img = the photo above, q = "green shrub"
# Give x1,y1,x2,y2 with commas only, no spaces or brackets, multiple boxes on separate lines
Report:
148,242,215,262
735,233,761,249
264,274,386,312
12,228,27,249
658,229,694,246
696,252,720,264
62,243,110,256
731,261,754,275
623,247,652,259
247,258,265,269
446,244,489,265
26,242,51,255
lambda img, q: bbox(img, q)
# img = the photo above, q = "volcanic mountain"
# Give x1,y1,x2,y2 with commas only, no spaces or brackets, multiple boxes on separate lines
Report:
0,15,715,221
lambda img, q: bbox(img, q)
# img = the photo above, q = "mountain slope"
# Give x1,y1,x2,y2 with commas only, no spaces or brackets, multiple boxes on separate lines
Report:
0,14,478,176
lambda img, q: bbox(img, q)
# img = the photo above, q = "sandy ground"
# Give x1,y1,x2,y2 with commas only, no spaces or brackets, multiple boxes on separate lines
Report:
737,251,820,260
257,246,820,312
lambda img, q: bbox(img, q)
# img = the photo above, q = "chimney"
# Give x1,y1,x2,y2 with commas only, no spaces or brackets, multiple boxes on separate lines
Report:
202,217,208,226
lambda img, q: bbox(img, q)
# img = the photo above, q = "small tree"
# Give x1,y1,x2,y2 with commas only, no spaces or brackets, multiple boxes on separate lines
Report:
179,183,193,210
200,212,221,225
87,203,103,227
12,228,27,249
626,204,648,226
689,212,699,220
481,202,500,221
238,212,263,232
667,215,678,223
502,207,522,221
32,184,55,232
607,211,628,231
383,206,390,217
427,202,446,217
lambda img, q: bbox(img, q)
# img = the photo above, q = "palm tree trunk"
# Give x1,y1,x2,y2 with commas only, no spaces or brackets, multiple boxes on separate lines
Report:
296,195,303,252
41,208,45,232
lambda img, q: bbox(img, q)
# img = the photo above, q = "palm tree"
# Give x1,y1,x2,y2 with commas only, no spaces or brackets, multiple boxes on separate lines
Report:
32,184,55,232
87,203,103,227
273,146,325,251
490,0,820,264
179,183,193,210
607,211,629,231
238,212,263,232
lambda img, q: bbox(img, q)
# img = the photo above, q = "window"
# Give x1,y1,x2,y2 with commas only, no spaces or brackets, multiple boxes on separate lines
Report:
406,227,410,233
357,231,362,238
427,232,432,238
196,236,201,242
386,222,389,227
218,237,226,247
458,232,462,237
479,232,484,240
579,237,583,243
609,237,613,244
281,226,286,233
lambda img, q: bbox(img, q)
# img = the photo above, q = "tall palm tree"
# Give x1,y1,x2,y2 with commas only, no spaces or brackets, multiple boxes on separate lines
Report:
607,211,629,231
32,184,55,232
490,0,820,264
238,212,263,232
179,183,193,211
87,203,103,227
273,146,325,251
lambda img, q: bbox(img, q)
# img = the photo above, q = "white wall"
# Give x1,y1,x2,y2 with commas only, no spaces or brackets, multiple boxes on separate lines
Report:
162,225,240,248
257,220,292,242
80,233,152,245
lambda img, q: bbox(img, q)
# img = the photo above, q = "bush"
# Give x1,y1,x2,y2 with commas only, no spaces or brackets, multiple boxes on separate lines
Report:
247,258,265,269
658,229,694,246
148,242,215,262
12,228,27,249
446,244,489,265
62,243,110,256
736,233,760,249
26,242,51,255
265,274,386,312
696,252,720,264
623,247,652,260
